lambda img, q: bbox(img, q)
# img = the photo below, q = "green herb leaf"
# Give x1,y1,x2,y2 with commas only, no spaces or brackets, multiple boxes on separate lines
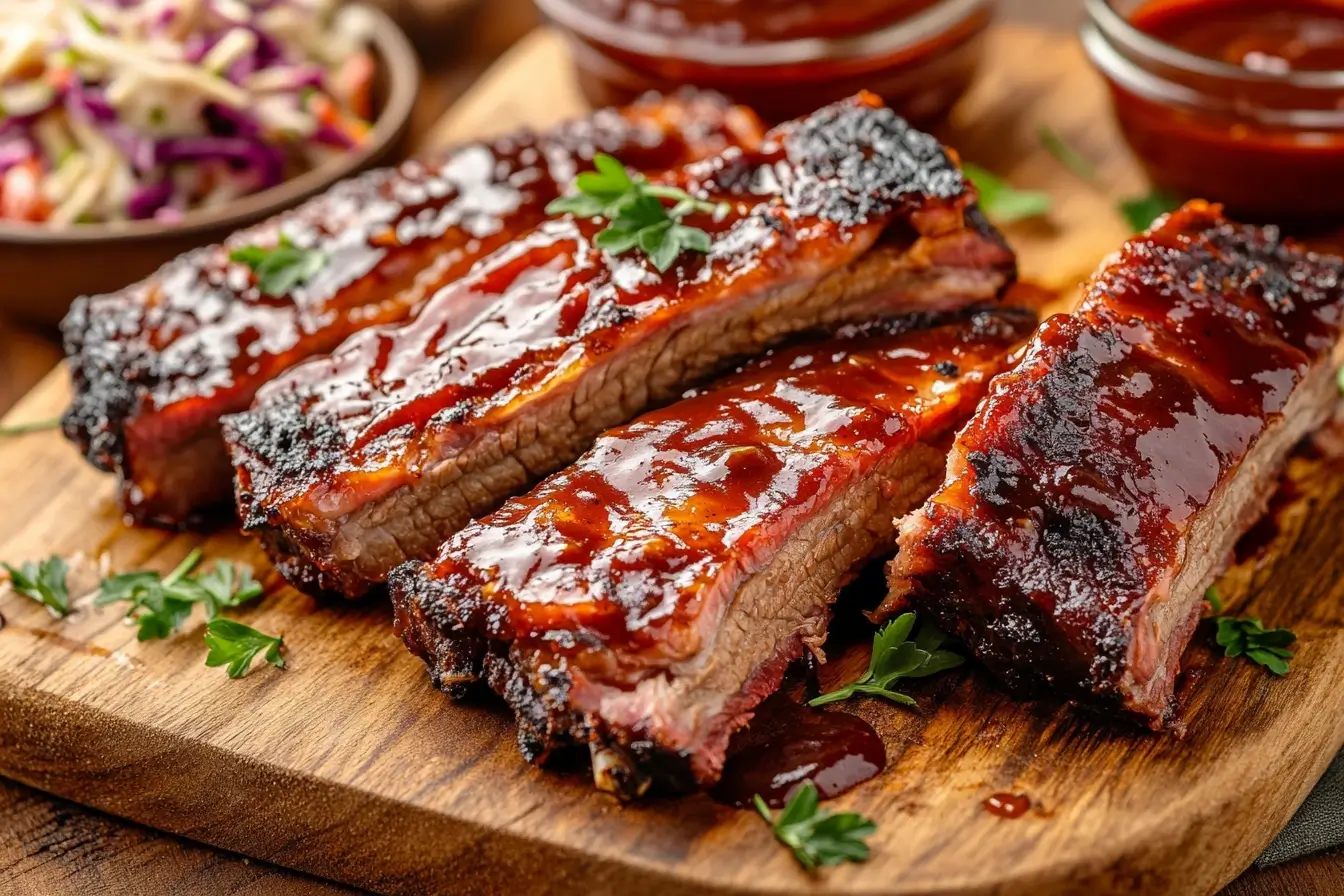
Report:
203,619,285,678
229,234,328,297
0,418,61,436
809,613,965,708
1205,585,1224,616
754,782,877,872
193,561,264,620
2,556,71,618
95,550,206,641
1214,615,1297,676
547,153,722,272
963,164,1053,224
1037,125,1100,185
1118,191,1181,232
1336,364,1343,396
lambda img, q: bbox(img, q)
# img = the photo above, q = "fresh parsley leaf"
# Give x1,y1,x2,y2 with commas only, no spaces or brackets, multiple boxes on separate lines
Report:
95,549,205,641
754,781,876,872
547,153,724,272
204,619,285,678
193,561,264,620
2,556,71,618
0,418,61,436
1037,125,1100,185
1205,585,1224,616
809,612,965,708
1215,616,1297,676
962,164,1053,224
1118,191,1181,232
229,234,328,297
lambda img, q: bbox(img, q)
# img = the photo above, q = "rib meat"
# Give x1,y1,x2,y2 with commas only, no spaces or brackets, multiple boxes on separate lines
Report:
224,93,1017,597
61,92,762,526
390,309,1036,794
884,201,1344,728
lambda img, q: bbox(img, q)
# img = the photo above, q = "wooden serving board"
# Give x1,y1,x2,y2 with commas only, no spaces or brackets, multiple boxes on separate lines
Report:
3,26,1343,896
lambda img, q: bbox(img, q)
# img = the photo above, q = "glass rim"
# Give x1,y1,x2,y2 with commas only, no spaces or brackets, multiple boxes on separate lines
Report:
1083,0,1344,91
536,0,993,68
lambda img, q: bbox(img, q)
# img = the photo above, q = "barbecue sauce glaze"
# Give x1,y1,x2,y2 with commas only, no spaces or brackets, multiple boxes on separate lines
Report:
1105,0,1344,221
886,202,1344,725
62,95,759,525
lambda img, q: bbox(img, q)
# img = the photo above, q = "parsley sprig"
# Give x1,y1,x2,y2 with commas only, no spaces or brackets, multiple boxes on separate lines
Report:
1204,586,1297,676
1033,126,1182,232
962,164,1053,225
229,233,328,297
809,612,964,708
204,619,286,678
2,556,71,618
1118,191,1181,232
5,550,283,678
547,153,725,272
754,781,876,872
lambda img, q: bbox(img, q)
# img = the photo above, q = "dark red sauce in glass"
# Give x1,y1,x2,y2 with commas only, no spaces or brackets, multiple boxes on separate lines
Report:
713,696,886,808
540,0,995,123
1085,0,1344,223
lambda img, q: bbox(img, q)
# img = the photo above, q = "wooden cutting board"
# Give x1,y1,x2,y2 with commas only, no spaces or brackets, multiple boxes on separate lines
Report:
3,25,1343,896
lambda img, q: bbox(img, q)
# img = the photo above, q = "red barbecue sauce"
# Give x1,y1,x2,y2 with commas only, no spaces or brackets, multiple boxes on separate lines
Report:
545,0,993,123
713,696,886,808
1108,0,1344,222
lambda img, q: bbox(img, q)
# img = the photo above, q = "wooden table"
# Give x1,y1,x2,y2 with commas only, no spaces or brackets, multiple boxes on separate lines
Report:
1,1,1340,893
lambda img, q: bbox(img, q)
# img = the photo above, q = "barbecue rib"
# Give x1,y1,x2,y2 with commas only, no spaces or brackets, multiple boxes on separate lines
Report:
391,309,1035,794
62,93,762,526
884,202,1344,728
224,93,1017,597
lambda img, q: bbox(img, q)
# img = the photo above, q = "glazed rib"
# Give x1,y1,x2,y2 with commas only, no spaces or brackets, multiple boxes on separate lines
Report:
884,202,1344,727
391,309,1035,794
224,93,1017,597
61,92,762,526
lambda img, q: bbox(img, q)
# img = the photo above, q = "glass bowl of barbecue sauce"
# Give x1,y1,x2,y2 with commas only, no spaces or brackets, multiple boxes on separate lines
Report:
1083,0,1344,224
536,0,996,125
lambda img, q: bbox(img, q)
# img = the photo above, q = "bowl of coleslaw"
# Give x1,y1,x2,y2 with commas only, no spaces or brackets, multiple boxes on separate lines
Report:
0,0,419,325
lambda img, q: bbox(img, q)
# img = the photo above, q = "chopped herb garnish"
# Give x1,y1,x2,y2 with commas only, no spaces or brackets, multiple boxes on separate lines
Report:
962,164,1053,224
1205,585,1224,616
94,551,265,641
2,556,71,618
1215,616,1297,676
204,619,285,678
0,418,60,436
1336,364,1343,396
1037,125,1100,185
809,612,964,708
547,153,725,272
229,234,328,297
79,8,104,33
754,781,876,872
1118,191,1181,232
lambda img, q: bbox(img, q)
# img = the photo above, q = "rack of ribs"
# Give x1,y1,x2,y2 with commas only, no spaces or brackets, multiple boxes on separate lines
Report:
390,309,1036,795
223,93,1018,598
884,201,1344,729
61,92,762,527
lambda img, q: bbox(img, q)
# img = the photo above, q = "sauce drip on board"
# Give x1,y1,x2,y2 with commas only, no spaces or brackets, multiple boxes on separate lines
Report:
1096,0,1344,222
713,695,886,808
983,792,1031,818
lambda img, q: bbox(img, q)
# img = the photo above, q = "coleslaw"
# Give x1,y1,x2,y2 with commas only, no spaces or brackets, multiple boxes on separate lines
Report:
0,0,377,227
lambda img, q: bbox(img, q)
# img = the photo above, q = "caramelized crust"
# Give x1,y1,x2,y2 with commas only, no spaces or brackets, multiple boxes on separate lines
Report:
61,92,762,526
885,202,1344,727
391,310,1035,793
225,93,1016,597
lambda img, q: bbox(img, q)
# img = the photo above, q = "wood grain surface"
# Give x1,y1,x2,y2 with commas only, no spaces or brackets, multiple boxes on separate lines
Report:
2,15,1344,896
